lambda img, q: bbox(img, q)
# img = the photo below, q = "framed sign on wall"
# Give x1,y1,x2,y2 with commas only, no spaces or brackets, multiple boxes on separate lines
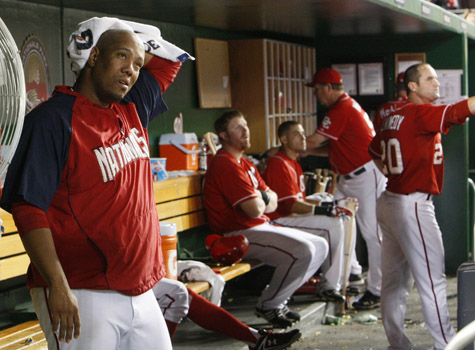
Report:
395,52,426,76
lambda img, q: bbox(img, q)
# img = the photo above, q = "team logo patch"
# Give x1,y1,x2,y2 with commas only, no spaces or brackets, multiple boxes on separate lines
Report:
322,116,331,129
21,35,51,113
248,166,259,188
299,174,306,193
73,29,93,50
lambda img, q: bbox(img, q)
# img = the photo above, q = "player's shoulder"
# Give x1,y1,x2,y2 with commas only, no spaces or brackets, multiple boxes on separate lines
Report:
208,151,238,173
26,88,76,126
267,153,287,167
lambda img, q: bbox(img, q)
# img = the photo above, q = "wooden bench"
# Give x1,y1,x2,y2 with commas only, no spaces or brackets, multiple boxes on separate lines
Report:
0,321,46,350
0,174,252,346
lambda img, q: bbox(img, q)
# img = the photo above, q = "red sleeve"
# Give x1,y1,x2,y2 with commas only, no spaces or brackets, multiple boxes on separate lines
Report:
11,201,50,237
216,157,259,207
316,107,347,141
442,99,472,132
263,156,297,216
144,56,182,93
368,132,382,160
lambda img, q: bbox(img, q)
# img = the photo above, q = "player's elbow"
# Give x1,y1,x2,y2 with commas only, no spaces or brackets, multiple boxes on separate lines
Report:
240,199,265,218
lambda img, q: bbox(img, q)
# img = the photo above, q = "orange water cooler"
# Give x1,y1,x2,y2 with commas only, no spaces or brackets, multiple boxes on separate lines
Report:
159,133,200,171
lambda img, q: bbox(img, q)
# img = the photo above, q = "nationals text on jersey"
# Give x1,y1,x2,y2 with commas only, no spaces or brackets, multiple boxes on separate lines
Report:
94,127,150,182
380,114,405,132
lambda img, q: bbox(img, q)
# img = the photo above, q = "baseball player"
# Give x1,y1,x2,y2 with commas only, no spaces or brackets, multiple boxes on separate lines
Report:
0,18,191,349
369,63,475,350
203,110,329,328
373,72,409,133
262,120,352,302
305,68,386,310
153,278,301,349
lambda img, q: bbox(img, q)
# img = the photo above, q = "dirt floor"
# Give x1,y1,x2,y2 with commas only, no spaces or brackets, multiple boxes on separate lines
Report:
291,276,458,350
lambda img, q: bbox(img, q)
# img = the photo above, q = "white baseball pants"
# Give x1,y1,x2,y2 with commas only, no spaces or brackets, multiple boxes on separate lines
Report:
335,160,386,296
377,191,455,350
272,214,345,291
31,287,172,350
152,278,190,323
227,222,328,310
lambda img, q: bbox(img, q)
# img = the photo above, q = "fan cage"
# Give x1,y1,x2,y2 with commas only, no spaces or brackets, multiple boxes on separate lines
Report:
0,17,25,185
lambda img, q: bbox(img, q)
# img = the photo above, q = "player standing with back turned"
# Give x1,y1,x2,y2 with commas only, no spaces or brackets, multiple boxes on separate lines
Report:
369,63,475,350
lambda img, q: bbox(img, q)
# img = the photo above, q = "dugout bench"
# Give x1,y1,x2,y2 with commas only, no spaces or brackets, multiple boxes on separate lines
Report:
0,174,253,349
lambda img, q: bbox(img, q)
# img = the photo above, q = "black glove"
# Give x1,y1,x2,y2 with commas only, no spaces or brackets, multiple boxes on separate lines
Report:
314,204,333,216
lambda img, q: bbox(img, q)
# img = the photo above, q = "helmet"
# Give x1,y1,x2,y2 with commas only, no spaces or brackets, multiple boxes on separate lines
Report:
205,234,250,265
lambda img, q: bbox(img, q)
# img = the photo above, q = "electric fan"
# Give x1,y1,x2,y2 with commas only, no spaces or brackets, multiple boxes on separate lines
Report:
0,17,25,183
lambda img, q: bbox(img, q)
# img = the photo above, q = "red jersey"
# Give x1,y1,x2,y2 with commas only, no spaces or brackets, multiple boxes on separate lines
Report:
369,100,471,195
203,149,270,234
262,151,305,220
316,93,375,174
1,57,180,296
374,97,409,133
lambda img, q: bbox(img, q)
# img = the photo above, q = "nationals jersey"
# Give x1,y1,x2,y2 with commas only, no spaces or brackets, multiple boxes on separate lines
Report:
203,149,270,234
374,97,409,133
369,100,471,195
316,93,375,175
262,151,306,220
1,58,170,296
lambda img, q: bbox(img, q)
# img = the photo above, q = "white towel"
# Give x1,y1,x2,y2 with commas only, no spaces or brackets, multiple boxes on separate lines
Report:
177,260,226,306
67,16,194,76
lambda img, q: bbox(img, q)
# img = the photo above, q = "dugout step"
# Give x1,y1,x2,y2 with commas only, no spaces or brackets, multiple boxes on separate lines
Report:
171,294,327,349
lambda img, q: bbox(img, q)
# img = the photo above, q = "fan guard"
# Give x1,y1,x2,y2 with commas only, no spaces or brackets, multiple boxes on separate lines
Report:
0,17,25,184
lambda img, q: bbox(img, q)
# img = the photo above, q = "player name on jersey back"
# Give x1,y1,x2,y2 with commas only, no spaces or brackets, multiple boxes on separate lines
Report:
380,114,405,132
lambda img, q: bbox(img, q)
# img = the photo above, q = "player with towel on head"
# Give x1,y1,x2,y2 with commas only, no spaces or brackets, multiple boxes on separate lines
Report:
0,17,192,349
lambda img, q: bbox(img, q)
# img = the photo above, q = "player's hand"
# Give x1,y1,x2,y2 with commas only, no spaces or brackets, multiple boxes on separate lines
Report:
332,205,353,221
336,197,359,212
48,283,81,343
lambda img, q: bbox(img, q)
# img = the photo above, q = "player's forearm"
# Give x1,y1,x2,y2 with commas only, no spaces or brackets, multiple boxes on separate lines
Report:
306,133,327,150
290,200,315,214
305,144,329,156
467,96,475,115
372,159,385,174
143,55,182,93
239,197,266,218
21,227,70,288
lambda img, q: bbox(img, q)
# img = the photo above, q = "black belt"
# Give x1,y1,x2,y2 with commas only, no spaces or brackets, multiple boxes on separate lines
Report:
403,193,433,201
343,166,366,180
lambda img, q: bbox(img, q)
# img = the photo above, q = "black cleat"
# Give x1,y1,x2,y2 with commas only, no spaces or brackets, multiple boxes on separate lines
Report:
255,307,294,329
249,328,301,350
352,291,380,310
349,273,365,286
315,289,346,303
345,285,360,296
282,305,300,322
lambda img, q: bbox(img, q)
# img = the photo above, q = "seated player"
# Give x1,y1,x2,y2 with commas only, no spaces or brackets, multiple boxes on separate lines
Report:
153,278,301,350
263,120,353,302
203,110,329,328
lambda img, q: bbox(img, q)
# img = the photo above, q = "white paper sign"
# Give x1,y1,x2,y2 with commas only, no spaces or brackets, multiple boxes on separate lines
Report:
332,64,357,95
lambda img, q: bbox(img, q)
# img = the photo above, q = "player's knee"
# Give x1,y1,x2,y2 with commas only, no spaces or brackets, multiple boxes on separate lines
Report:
298,237,328,264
